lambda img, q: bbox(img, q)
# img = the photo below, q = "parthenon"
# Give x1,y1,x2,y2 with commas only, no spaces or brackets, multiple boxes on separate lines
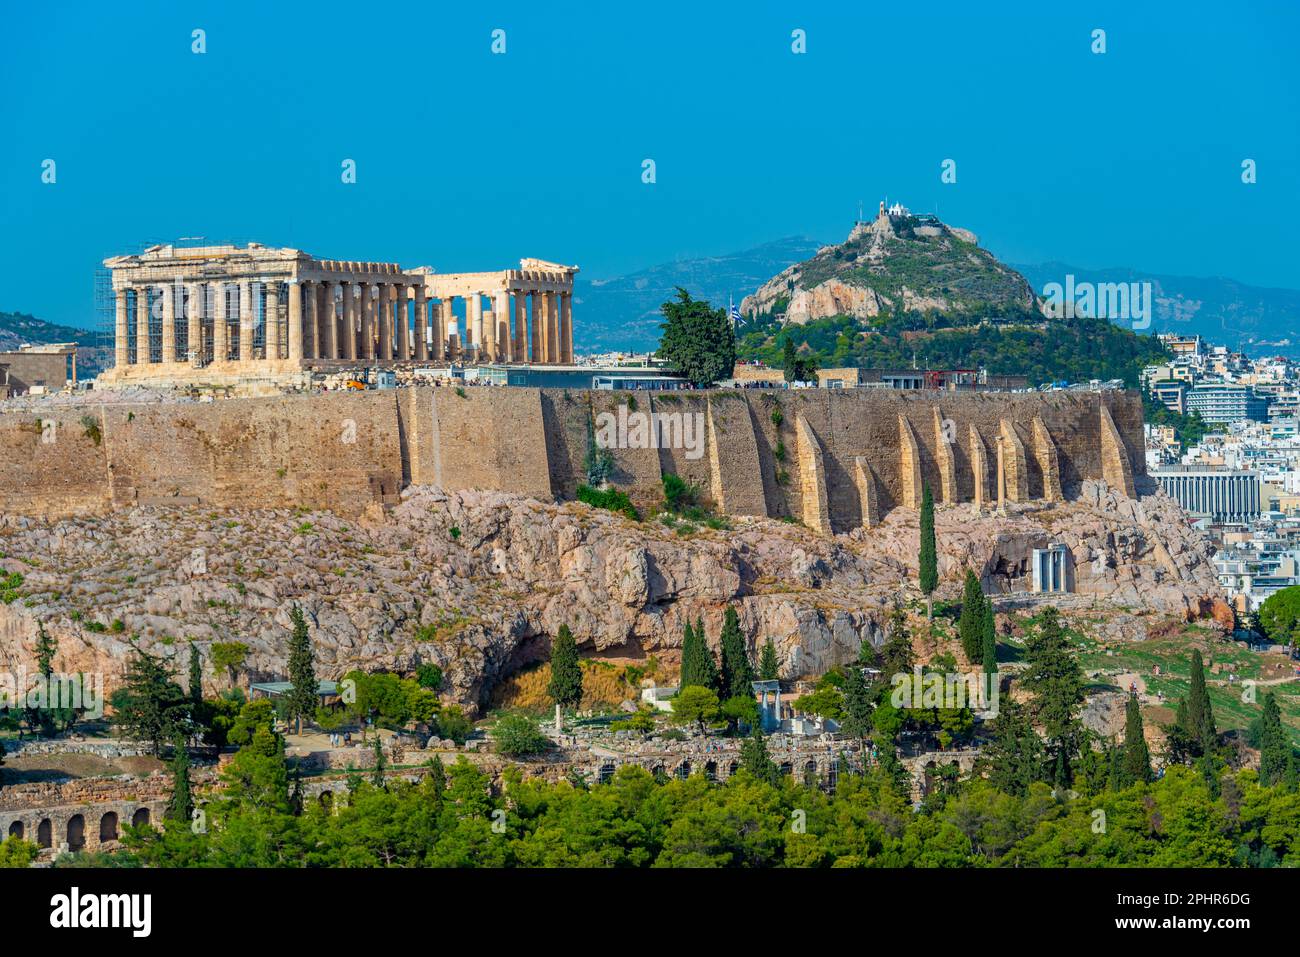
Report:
100,242,577,385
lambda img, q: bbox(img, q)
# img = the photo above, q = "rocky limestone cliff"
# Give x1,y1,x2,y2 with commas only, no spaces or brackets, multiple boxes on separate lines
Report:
0,480,1223,715
740,207,1040,325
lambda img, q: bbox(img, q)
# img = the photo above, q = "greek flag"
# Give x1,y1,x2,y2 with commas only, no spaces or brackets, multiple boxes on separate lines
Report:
729,299,744,327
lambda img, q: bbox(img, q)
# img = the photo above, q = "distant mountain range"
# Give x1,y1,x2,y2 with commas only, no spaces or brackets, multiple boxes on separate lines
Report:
573,239,1300,356
1010,262,1300,352
573,237,824,353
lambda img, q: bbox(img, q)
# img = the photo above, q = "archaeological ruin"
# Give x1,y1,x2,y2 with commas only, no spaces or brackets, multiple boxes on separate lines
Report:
99,242,578,388
0,386,1143,528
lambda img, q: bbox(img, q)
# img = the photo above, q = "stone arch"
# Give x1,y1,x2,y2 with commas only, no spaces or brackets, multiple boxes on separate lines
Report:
131,807,151,829
827,759,840,791
66,814,85,852
727,761,739,778
803,760,818,786
704,760,717,782
37,818,52,848
99,812,119,843
319,791,334,811
651,763,666,781
779,761,793,777
599,762,616,784
675,760,691,780
7,821,23,840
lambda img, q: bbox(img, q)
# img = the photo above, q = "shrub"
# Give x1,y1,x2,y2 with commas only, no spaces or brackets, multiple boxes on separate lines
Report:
493,713,550,758
577,483,640,521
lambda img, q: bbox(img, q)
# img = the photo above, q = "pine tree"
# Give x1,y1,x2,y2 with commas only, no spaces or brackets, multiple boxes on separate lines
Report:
1022,607,1085,787
547,624,584,709
1259,692,1290,787
188,640,203,708
1120,690,1152,786
166,735,193,824
758,638,780,681
981,601,997,677
879,605,915,683
918,483,937,617
1185,650,1217,751
981,698,1043,797
285,605,317,736
958,570,984,662
116,648,191,757
718,606,754,700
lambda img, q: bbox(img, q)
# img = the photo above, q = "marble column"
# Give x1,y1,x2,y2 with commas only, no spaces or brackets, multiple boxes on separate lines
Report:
363,284,378,361
469,293,483,359
213,283,229,362
529,292,541,363
494,289,511,362
414,288,428,361
378,285,393,361
445,298,459,359
432,299,447,360
300,281,314,361
322,282,339,360
114,289,129,368
343,283,358,361
160,284,176,363
559,291,573,364
288,280,304,362
513,292,527,362
187,282,203,365
265,281,281,360
239,281,254,362
135,285,151,364
546,291,560,364
396,285,410,360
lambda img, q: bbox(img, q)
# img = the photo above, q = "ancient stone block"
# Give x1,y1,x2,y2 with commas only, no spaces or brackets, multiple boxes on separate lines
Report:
898,414,923,509
999,419,1028,503
1099,403,1136,499
1032,416,1064,502
795,414,831,534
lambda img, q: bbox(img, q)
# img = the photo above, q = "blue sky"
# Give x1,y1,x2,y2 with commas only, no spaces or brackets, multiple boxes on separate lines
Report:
1,0,1297,329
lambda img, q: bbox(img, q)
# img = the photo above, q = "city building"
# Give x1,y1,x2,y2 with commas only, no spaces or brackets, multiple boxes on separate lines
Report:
1153,465,1261,523
1186,383,1269,424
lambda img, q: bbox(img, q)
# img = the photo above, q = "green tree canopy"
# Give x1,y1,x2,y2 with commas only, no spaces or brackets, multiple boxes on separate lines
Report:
656,288,736,387
547,624,584,710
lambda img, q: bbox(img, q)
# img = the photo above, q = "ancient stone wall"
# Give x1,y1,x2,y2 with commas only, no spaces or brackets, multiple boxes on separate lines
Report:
0,387,1144,529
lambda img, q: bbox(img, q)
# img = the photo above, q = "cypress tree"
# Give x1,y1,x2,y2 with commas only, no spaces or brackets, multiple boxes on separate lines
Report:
718,606,754,700
694,616,718,692
188,640,203,708
1120,690,1152,785
918,483,937,616
1259,692,1290,787
1022,607,1085,787
758,638,780,681
958,570,984,662
286,605,317,736
1186,650,1216,751
166,735,193,825
981,600,997,678
34,621,57,677
547,623,584,709
371,736,387,788
740,723,780,786
839,665,872,742
679,620,701,689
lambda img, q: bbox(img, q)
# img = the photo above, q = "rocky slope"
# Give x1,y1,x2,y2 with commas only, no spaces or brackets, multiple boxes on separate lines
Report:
740,206,1039,325
0,481,1223,715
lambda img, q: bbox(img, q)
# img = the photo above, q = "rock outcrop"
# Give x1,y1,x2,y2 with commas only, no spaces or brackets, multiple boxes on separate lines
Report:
0,480,1223,715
